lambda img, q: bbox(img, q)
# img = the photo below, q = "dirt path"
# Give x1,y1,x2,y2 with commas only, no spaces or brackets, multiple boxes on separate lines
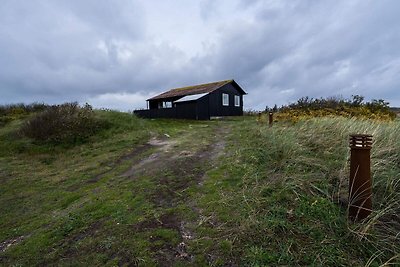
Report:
0,120,235,266
122,122,231,265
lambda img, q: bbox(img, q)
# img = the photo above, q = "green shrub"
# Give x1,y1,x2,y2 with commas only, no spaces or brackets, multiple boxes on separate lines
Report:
20,102,106,143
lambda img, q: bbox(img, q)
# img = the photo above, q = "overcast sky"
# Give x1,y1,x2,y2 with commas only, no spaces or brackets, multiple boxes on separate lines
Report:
1,0,400,110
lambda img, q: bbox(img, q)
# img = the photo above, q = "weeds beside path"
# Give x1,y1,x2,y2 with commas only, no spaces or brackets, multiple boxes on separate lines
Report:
0,115,232,266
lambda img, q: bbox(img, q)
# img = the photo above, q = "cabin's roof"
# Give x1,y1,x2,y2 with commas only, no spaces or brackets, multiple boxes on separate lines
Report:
147,79,246,101
174,93,208,103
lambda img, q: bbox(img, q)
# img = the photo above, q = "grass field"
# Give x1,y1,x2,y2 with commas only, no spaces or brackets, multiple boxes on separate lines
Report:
0,111,399,266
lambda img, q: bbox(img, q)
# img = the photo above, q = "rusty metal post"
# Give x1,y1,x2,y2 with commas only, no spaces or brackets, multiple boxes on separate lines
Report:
258,112,262,123
348,134,373,221
268,112,273,127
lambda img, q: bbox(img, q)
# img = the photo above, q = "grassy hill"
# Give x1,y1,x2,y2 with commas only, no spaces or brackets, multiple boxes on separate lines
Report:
0,108,399,266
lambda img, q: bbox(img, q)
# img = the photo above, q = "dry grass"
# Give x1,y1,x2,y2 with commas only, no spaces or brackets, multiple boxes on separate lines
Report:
195,116,399,265
285,117,400,264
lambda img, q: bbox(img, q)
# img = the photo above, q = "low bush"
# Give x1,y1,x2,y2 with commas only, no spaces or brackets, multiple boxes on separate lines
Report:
20,102,106,143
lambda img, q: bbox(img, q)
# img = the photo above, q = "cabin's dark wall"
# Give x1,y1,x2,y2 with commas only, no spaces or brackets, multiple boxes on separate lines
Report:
208,83,243,117
138,82,245,120
135,101,201,120
134,107,176,119
196,95,210,120
175,101,197,119
149,100,158,109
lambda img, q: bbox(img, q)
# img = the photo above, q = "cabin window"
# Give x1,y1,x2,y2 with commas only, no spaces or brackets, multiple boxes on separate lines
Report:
159,101,172,108
222,93,229,106
163,101,172,108
234,95,240,107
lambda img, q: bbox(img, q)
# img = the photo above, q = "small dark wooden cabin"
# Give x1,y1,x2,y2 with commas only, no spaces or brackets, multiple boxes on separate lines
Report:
134,79,247,120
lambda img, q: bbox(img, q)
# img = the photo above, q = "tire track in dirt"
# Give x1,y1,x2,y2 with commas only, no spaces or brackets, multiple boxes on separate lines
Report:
125,123,230,265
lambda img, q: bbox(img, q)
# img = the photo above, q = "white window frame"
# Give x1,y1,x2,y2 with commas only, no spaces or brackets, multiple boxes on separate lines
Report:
222,93,229,106
159,101,172,109
163,101,172,108
234,95,240,107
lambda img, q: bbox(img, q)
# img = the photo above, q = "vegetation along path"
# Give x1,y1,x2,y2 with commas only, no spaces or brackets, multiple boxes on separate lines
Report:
1,110,399,266
0,112,235,266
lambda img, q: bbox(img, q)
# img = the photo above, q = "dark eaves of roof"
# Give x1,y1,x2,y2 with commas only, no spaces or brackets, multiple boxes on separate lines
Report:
147,79,239,101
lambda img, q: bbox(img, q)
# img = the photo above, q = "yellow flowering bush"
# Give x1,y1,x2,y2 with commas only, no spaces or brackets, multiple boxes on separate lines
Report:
268,96,396,123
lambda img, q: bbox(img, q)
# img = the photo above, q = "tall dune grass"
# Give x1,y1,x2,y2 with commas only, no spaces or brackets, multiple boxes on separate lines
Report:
226,116,399,265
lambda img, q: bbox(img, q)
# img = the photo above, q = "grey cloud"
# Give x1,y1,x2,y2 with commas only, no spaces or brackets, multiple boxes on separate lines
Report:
199,0,219,21
57,0,145,40
199,0,400,107
1,0,400,109
0,0,150,102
